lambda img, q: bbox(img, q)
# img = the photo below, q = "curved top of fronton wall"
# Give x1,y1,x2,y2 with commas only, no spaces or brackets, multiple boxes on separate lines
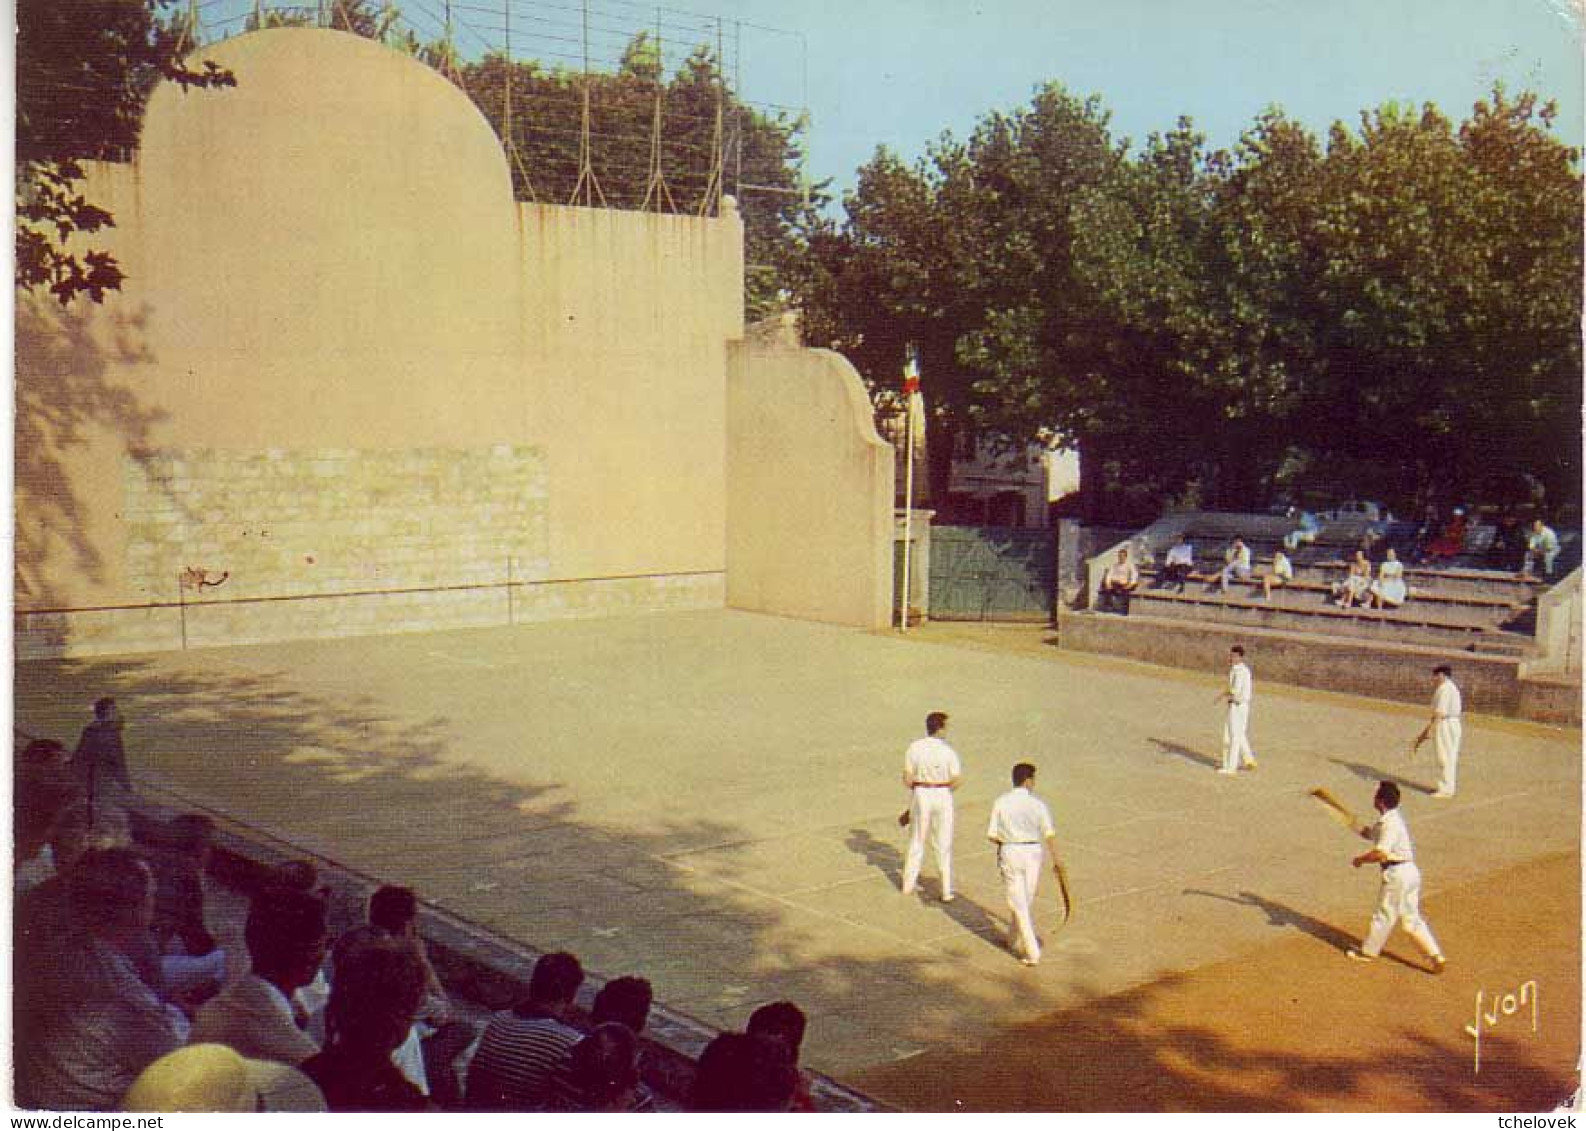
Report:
144,27,513,211
131,29,520,355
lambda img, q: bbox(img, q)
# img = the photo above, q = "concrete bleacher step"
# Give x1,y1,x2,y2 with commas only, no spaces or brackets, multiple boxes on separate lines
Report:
1125,589,1535,656
1140,571,1530,630
1302,562,1547,603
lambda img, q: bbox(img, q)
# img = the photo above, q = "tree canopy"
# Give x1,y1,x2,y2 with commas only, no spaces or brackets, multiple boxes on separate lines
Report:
796,84,1582,522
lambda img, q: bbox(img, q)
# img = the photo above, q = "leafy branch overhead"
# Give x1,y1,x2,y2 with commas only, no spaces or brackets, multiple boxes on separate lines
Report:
15,0,236,305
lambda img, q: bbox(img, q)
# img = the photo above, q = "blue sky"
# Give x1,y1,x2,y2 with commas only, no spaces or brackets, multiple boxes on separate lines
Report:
718,0,1584,201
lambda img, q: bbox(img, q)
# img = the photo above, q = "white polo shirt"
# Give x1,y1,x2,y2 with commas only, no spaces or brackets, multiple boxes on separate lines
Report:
1372,807,1415,864
1228,662,1253,706
904,736,961,786
1433,679,1462,719
987,787,1055,844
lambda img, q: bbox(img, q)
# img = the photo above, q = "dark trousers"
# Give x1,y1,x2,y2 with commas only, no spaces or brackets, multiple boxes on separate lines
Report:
1098,584,1134,614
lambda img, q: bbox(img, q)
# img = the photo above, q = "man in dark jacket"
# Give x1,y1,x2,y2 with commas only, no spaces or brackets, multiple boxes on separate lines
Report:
75,697,132,815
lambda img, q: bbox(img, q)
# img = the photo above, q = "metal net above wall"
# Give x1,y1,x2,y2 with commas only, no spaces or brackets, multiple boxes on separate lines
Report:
180,0,812,219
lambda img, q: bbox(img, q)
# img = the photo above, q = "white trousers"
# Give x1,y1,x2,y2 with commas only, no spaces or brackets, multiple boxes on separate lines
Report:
1361,861,1441,959
902,788,954,897
1434,717,1461,795
998,843,1044,961
1222,703,1254,771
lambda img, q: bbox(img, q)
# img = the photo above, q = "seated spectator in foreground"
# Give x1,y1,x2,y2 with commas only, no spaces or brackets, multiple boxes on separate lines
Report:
1160,537,1195,591
301,934,431,1112
332,885,476,1108
687,1032,799,1113
147,815,218,956
1334,550,1373,609
747,1001,816,1112
551,975,657,1111
1218,539,1252,594
121,1043,326,1113
258,859,334,1023
191,888,329,1067
1260,550,1295,601
1367,548,1408,609
1096,548,1140,613
465,951,585,1111
145,814,227,1009
1522,519,1561,578
16,802,137,1026
593,975,653,1034
16,848,189,1111
16,738,82,894
562,1023,652,1112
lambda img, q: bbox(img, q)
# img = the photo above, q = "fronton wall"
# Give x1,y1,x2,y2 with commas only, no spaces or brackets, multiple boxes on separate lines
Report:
726,344,894,630
15,28,741,657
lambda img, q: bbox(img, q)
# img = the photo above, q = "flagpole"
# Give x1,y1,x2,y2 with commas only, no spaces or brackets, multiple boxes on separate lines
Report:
899,345,920,632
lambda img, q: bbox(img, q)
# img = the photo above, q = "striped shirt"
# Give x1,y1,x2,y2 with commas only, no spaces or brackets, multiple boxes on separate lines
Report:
465,1009,582,1111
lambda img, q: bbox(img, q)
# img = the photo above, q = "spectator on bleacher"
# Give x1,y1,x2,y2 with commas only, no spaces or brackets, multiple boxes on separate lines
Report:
191,888,329,1067
1367,548,1408,609
16,848,189,1111
73,697,133,819
1260,550,1294,601
561,1023,653,1112
256,859,335,1025
1161,536,1196,591
1423,508,1468,563
1521,519,1561,579
147,815,217,956
1335,550,1373,609
748,1001,817,1112
593,975,653,1034
465,951,586,1110
551,975,657,1111
687,1031,799,1112
1097,548,1140,613
145,814,227,1009
301,934,432,1111
1282,509,1320,553
1218,539,1252,594
17,802,139,1026
332,885,477,1108
16,738,82,894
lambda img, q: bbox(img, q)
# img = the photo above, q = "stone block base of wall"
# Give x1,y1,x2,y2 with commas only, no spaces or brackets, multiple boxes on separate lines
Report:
1057,609,1539,719
15,572,724,660
1516,673,1584,727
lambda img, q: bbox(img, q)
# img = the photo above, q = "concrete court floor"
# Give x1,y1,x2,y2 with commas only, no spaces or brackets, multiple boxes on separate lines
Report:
13,609,1581,1090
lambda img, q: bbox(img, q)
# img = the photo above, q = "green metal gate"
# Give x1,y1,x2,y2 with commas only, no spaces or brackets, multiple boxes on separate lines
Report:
926,525,1056,621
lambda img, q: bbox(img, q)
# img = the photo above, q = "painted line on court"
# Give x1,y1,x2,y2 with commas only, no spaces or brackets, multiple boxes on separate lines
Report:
426,650,501,670
657,852,959,960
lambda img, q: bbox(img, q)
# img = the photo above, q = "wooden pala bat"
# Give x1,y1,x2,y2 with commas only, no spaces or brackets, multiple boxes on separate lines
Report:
1308,787,1366,834
1054,855,1074,925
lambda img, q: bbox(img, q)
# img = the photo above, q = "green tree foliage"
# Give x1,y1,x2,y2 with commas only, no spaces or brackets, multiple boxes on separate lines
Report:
797,84,1582,521
448,41,812,319
16,0,234,303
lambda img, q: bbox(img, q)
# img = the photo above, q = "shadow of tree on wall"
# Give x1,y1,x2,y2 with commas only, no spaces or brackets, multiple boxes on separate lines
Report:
12,654,1579,1113
15,297,168,609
